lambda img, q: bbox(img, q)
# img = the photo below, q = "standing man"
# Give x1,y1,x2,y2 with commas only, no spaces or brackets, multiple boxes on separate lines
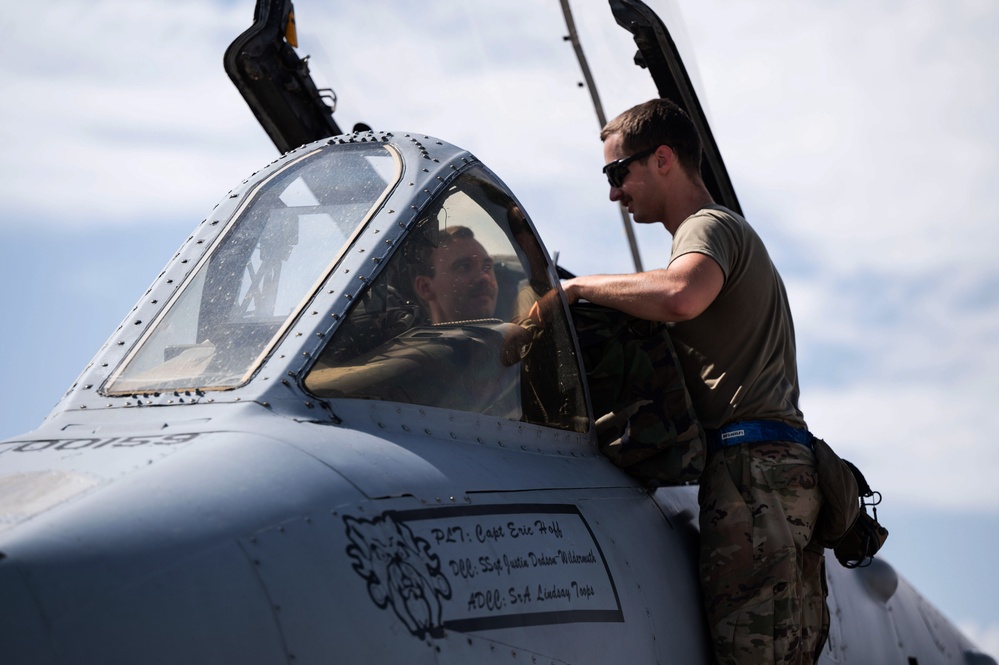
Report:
562,98,826,664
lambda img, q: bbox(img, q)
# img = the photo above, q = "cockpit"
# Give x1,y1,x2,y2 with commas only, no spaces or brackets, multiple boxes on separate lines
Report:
102,138,588,433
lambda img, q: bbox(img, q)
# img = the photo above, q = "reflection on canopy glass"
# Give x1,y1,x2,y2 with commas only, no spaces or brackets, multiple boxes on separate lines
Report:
105,145,399,394
305,168,588,432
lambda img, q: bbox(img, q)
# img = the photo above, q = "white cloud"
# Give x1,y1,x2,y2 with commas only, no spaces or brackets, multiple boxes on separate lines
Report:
0,0,270,227
804,382,999,508
682,0,999,274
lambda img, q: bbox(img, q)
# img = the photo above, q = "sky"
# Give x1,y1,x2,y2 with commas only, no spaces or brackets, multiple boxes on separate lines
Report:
1,0,997,657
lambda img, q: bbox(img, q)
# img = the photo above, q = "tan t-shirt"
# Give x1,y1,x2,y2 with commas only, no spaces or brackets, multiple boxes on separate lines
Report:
668,204,805,430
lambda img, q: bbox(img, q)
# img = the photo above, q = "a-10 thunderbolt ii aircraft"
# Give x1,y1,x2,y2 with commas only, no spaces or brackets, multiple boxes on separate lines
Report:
0,0,994,663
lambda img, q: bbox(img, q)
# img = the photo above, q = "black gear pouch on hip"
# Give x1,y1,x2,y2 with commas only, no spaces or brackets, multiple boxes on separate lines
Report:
811,437,889,568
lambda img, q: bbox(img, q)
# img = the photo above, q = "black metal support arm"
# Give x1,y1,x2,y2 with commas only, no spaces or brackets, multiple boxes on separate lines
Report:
224,0,343,154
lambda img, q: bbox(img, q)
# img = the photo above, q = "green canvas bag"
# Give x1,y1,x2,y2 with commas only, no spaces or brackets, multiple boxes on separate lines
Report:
571,303,705,485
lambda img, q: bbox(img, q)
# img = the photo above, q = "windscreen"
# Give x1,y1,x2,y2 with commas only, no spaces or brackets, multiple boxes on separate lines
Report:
305,168,589,432
104,144,399,394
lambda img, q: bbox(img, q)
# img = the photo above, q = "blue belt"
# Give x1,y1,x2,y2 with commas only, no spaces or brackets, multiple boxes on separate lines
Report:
706,420,813,453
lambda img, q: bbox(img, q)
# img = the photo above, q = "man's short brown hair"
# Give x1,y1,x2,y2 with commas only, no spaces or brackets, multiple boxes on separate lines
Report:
601,98,703,177
410,225,476,278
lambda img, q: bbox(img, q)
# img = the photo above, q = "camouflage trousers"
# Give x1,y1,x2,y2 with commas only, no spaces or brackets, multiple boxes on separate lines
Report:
698,441,828,665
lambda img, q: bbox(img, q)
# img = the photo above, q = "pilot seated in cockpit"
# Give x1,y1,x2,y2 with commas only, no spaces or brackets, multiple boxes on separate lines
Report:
411,225,499,325
406,225,522,419
304,222,528,422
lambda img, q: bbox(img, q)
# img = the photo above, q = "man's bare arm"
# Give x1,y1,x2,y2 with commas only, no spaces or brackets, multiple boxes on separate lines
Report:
560,252,724,322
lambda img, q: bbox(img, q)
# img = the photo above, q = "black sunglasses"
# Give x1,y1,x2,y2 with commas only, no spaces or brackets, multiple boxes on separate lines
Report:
602,146,658,188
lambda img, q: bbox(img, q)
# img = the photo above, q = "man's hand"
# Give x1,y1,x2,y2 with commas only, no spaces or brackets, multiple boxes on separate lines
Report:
526,289,565,327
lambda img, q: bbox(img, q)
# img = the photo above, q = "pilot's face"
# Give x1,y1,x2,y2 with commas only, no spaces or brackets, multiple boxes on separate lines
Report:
416,237,498,323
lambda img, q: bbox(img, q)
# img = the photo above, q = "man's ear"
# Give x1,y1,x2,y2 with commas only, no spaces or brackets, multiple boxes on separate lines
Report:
414,275,434,301
654,145,676,174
